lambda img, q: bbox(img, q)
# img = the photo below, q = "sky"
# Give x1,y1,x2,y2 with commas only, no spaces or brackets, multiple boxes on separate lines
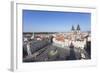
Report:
23,10,91,32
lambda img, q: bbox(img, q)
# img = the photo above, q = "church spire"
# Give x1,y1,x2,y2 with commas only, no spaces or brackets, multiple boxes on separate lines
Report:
71,25,75,31
77,24,80,31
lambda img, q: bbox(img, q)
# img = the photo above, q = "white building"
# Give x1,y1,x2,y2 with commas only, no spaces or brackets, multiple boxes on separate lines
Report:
53,25,91,49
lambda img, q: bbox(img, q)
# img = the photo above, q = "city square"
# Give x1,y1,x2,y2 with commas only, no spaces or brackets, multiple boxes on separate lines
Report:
23,25,91,62
23,10,91,62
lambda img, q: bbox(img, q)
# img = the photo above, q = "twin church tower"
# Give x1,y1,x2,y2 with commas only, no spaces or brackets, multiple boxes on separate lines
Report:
71,24,81,32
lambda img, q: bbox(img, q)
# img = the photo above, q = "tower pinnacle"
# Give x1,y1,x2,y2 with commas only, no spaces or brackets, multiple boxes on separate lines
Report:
77,24,80,31
71,25,75,31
